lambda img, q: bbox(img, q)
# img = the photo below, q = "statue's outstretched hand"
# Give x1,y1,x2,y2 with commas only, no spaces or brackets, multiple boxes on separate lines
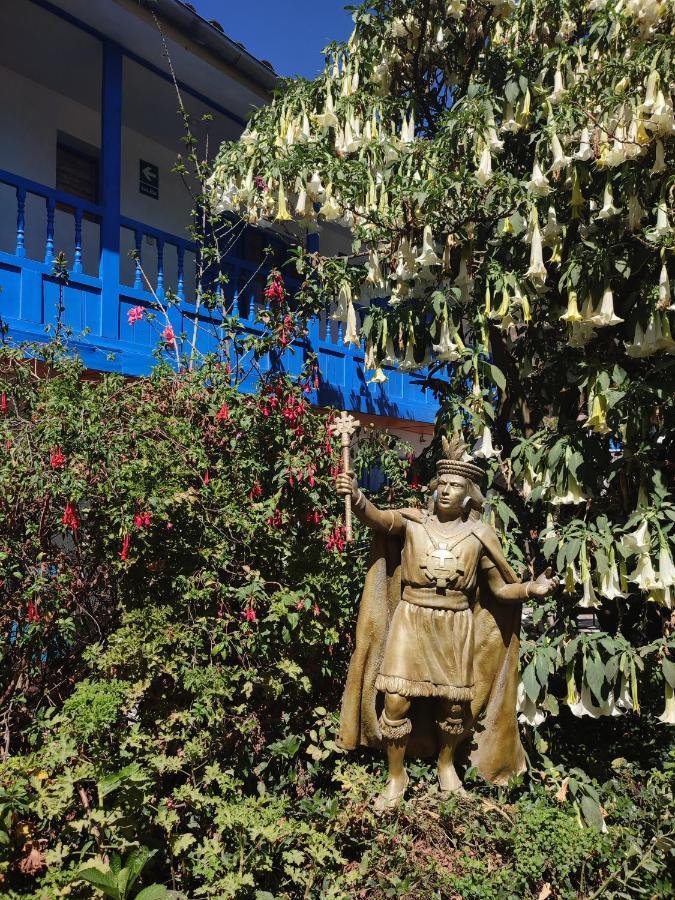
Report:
336,471,359,501
529,566,560,598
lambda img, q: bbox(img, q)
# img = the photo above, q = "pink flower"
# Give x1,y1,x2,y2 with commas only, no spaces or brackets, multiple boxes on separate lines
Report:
162,324,176,345
1,393,7,415
244,607,257,623
50,448,65,469
127,306,144,326
203,470,210,485
312,603,320,617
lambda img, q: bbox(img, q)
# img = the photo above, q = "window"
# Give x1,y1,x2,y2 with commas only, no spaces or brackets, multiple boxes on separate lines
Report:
56,133,99,204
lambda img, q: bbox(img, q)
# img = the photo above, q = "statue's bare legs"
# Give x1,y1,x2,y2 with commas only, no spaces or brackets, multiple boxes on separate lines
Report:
375,691,411,812
437,700,467,794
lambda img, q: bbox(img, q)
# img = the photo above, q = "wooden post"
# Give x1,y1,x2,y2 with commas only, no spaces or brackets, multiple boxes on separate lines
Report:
330,411,360,542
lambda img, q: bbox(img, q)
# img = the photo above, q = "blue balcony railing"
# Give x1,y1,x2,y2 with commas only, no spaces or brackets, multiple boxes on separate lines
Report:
0,167,438,423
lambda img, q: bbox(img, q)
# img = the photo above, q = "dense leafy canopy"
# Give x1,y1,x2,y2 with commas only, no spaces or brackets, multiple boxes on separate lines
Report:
211,0,675,724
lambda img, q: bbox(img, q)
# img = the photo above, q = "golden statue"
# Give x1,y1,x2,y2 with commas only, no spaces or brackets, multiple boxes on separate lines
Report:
336,435,558,811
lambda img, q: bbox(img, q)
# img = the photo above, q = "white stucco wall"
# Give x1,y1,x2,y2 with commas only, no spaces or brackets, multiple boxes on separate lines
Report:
0,62,199,287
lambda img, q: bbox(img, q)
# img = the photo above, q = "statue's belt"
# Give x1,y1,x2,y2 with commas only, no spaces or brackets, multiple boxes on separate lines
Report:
402,586,470,611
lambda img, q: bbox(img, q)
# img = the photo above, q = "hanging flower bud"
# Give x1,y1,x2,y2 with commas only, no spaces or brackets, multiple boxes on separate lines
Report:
560,290,582,323
475,144,493,185
627,193,645,231
275,181,292,222
549,68,567,105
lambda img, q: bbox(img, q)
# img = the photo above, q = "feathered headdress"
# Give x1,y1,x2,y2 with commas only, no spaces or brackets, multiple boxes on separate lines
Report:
437,434,484,483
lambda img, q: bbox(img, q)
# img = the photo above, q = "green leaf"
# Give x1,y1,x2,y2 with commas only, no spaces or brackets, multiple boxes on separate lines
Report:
134,886,170,900
580,795,605,831
76,868,120,899
522,662,540,704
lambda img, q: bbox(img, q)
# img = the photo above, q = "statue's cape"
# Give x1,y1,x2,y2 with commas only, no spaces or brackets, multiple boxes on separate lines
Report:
337,512,527,785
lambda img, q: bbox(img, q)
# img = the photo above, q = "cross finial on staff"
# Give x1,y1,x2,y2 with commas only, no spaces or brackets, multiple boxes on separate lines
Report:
330,411,360,542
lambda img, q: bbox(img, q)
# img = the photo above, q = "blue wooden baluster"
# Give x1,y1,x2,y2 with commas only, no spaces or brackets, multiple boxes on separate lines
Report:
73,208,83,274
177,244,185,301
133,230,143,289
15,187,26,258
156,238,164,298
44,197,55,265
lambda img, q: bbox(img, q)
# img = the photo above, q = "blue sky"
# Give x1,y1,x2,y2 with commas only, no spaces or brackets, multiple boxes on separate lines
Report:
190,1,355,78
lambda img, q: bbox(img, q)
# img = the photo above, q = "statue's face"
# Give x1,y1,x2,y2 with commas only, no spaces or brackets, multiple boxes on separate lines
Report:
435,474,469,518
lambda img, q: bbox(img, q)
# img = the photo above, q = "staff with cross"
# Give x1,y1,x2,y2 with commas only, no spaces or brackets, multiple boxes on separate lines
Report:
330,410,360,542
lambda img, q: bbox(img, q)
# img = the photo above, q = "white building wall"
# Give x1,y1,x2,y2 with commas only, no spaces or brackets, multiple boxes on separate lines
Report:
0,62,198,287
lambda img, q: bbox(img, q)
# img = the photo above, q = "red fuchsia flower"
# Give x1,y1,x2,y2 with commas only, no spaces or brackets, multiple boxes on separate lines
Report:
120,532,131,561
296,597,306,611
264,271,285,302
162,324,176,345
0,393,7,415
166,522,174,530
288,472,295,488
410,474,421,489
127,306,144,326
50,448,65,469
267,508,283,528
325,525,347,553
215,402,230,422
313,603,321,617
244,607,257,623
62,502,79,531
249,481,262,500
27,600,40,624
203,470,210,485
133,511,152,529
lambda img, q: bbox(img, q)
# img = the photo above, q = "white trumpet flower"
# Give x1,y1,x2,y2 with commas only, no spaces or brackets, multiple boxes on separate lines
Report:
343,300,360,347
596,180,621,219
658,264,672,309
551,473,588,505
501,101,520,133
541,206,563,246
658,540,675,588
650,139,666,175
659,682,675,724
652,197,671,238
517,680,547,727
574,126,594,162
645,90,675,137
526,220,547,287
549,68,567,104
569,683,620,718
432,318,463,362
475,145,493,185
623,520,652,554
368,367,388,385
474,426,500,460
526,160,551,197
315,88,338,131
416,226,442,267
550,132,569,174
588,284,623,328
599,550,626,601
630,552,662,591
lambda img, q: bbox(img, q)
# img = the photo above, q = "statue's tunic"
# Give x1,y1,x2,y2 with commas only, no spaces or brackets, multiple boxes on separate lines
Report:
375,516,496,701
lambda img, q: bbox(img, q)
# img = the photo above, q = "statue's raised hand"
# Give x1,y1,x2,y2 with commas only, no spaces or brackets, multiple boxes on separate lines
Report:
528,566,560,598
336,471,359,501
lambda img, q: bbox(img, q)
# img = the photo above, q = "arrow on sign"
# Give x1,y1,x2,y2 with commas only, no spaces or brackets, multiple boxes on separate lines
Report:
142,166,157,182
